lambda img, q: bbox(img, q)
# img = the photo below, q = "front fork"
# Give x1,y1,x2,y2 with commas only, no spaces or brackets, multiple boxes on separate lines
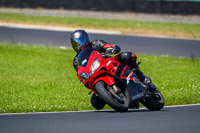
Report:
93,75,125,103
107,85,125,103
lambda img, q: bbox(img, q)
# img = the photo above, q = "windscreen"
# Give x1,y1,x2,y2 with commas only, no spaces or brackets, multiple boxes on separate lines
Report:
78,47,96,67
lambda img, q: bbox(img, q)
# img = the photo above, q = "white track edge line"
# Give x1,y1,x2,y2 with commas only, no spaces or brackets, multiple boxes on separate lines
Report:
0,104,200,116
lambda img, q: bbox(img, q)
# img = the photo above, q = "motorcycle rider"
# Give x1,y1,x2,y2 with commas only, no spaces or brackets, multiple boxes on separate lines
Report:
70,29,149,110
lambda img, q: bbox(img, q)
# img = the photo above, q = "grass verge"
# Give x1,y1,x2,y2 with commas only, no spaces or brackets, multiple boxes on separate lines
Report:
0,43,200,113
0,12,200,39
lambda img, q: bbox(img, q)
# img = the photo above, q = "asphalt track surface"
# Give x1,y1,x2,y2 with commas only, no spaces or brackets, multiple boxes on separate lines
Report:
0,26,200,58
0,105,200,133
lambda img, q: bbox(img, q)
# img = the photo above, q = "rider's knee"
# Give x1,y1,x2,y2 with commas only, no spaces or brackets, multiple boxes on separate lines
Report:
118,52,137,62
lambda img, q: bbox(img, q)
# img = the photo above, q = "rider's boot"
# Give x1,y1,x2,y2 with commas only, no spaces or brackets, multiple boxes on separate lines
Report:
90,93,106,110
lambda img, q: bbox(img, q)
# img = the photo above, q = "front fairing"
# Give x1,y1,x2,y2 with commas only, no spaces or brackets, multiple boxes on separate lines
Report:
77,47,117,90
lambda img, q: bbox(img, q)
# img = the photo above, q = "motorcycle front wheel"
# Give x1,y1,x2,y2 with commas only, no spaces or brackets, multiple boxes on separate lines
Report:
94,81,128,112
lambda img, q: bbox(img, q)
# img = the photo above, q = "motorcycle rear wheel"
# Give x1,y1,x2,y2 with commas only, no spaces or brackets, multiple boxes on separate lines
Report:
140,87,164,111
95,81,128,112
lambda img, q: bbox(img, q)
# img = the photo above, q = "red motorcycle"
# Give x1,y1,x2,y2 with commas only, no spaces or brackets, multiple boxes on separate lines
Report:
77,47,164,112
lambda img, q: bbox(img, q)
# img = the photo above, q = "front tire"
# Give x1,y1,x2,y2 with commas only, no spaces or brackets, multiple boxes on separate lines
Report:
94,81,128,112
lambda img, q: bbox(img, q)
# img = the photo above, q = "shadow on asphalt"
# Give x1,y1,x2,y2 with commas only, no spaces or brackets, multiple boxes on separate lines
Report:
95,108,167,113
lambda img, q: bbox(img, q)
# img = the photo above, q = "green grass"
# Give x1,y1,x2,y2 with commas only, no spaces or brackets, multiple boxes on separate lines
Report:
0,43,93,113
0,43,200,113
0,12,200,38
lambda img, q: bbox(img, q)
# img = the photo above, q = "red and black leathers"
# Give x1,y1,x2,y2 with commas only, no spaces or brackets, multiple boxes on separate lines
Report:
73,39,145,82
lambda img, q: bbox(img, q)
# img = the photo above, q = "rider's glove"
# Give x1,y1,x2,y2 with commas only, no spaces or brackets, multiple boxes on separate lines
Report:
105,45,121,55
101,53,109,58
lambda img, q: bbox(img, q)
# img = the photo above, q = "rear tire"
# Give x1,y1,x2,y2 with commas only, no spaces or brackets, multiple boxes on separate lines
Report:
140,87,164,111
95,81,128,112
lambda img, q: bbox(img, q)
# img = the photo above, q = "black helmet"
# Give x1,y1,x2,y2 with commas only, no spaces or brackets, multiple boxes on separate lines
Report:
70,30,90,53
